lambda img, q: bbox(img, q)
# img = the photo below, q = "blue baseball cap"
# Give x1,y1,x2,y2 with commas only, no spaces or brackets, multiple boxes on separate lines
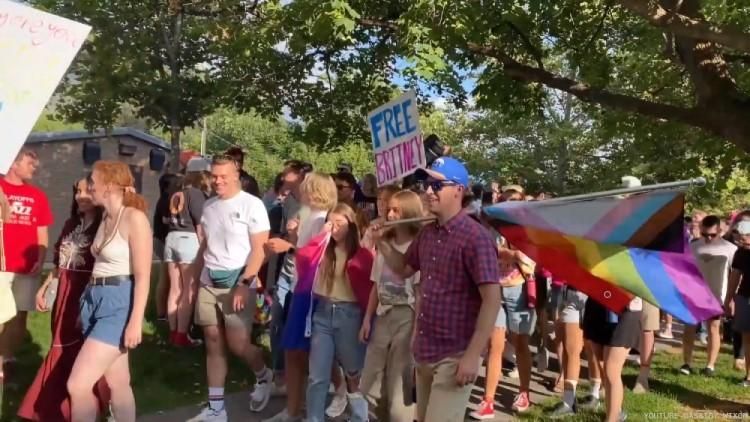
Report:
416,157,469,188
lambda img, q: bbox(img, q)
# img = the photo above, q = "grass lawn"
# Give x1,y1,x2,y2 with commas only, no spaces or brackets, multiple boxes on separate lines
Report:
2,270,750,421
0,269,269,421
520,345,750,421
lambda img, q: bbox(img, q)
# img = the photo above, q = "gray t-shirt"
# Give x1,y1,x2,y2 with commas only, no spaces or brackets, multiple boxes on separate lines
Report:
167,187,207,233
277,195,302,283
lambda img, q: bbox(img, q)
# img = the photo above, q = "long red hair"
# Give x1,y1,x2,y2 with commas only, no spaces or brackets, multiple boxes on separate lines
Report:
92,161,148,212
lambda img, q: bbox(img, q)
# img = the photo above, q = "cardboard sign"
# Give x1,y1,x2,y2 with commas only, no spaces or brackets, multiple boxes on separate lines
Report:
0,0,91,173
367,90,425,186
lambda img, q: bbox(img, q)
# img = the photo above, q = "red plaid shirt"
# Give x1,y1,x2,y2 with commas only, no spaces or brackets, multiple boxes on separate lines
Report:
406,212,500,363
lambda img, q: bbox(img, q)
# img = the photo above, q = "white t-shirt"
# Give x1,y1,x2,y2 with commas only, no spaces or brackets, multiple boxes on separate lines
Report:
691,238,738,301
371,240,420,316
200,191,270,285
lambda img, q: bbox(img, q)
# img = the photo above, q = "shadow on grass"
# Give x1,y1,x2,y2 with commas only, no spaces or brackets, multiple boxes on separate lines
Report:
1,325,45,422
623,374,748,413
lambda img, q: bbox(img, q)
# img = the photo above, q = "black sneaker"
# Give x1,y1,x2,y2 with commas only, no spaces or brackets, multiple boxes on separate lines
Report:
679,364,692,375
577,395,600,411
549,401,576,419
701,367,715,377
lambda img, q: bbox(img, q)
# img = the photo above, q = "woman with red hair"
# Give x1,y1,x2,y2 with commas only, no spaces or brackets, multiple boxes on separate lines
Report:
66,161,152,422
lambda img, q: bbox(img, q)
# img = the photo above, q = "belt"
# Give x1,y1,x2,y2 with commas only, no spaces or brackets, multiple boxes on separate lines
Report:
90,275,132,286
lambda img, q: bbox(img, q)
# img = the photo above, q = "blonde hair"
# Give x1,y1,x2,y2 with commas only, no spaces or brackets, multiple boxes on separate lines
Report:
320,203,362,295
386,190,424,239
92,161,148,212
300,172,337,211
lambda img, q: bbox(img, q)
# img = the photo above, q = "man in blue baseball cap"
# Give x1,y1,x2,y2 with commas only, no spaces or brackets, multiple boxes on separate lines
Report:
370,156,502,421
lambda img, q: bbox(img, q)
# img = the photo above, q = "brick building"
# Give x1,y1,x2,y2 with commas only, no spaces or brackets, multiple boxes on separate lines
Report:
24,128,171,260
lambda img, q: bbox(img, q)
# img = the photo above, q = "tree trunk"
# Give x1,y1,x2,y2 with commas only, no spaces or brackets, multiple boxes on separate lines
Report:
170,123,181,172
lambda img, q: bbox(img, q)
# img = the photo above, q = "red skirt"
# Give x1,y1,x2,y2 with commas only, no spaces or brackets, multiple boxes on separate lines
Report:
18,269,110,421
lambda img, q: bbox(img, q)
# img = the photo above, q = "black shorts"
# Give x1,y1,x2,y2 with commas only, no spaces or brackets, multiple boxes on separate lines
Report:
583,298,641,349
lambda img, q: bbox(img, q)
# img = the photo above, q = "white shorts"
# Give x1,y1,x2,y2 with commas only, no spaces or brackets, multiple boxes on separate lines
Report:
0,272,40,313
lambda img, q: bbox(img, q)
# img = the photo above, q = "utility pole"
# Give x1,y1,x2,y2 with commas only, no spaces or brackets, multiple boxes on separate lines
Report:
200,117,207,156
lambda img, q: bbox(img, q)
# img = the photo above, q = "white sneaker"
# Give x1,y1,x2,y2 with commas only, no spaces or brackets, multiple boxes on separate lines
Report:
536,348,549,372
186,406,228,422
249,370,273,412
507,367,519,379
262,409,302,422
325,388,348,418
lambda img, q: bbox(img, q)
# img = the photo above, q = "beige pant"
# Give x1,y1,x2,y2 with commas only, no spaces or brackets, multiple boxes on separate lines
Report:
415,356,477,422
641,301,660,331
195,284,255,330
360,306,414,422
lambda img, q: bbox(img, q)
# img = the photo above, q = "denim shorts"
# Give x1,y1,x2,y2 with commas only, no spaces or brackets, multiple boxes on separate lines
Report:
494,305,506,329
80,277,134,348
163,231,200,264
560,288,587,324
503,284,536,335
547,284,564,313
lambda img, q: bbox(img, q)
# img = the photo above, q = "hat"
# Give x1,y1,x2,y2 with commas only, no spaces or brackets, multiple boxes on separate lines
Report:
186,156,211,173
737,221,750,235
502,184,525,194
621,176,642,188
416,157,469,188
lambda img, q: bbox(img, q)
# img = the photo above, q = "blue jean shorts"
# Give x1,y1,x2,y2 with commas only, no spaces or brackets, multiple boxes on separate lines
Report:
164,231,200,264
503,284,537,336
80,277,134,348
495,305,506,329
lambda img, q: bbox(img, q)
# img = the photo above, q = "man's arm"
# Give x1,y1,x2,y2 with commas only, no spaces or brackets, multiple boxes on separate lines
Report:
244,230,270,285
464,283,501,358
32,226,49,273
725,269,742,307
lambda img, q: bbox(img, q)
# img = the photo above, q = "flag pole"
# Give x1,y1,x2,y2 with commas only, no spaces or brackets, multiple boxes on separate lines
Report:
382,216,437,227
508,177,706,206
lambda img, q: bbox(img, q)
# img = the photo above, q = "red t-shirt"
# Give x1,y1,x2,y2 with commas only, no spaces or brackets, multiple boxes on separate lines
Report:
1,178,53,274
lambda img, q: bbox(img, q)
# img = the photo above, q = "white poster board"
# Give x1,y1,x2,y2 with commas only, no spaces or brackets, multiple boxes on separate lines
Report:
0,0,91,173
367,90,425,186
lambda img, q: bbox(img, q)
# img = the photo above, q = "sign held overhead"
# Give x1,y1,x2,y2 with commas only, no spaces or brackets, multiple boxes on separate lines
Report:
367,90,425,186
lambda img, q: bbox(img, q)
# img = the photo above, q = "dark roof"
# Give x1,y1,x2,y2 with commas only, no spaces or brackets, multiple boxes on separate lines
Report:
26,127,170,151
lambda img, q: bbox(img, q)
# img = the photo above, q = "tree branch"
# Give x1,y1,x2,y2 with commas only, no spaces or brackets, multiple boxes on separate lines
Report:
465,42,708,128
616,0,750,54
504,21,544,70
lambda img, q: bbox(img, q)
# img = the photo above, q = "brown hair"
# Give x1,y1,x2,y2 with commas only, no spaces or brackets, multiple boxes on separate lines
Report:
377,184,401,199
385,190,424,240
320,203,362,295
184,171,211,194
92,161,148,212
14,147,38,162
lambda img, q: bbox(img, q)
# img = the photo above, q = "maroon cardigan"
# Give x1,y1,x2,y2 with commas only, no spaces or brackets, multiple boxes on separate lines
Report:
345,246,375,312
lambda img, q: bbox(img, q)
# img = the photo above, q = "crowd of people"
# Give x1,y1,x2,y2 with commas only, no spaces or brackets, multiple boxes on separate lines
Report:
1,144,750,422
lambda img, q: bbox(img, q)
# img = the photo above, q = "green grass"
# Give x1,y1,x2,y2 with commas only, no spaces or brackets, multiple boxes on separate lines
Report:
519,346,750,421
0,269,270,421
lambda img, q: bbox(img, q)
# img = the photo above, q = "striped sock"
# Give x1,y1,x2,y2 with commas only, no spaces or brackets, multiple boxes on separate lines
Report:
208,387,224,411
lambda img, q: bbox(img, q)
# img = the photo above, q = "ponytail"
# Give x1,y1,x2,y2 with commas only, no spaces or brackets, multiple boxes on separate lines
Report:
123,188,148,212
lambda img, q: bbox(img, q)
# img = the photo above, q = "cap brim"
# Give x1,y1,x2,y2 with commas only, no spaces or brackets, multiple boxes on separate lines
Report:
415,168,446,181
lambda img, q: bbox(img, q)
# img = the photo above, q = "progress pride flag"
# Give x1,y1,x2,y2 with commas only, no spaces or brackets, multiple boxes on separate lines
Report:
367,90,425,186
0,0,91,173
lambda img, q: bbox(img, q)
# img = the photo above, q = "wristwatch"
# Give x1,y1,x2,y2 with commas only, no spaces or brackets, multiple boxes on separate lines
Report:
240,276,257,288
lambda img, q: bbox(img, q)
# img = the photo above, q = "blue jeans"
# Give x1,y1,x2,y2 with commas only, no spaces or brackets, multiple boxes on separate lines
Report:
307,298,367,422
270,274,292,372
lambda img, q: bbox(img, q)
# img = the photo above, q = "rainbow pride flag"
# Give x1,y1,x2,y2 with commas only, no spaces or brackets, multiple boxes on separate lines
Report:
484,190,722,324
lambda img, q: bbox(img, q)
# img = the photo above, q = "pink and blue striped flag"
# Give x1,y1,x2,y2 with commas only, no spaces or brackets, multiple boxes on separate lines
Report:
484,190,723,324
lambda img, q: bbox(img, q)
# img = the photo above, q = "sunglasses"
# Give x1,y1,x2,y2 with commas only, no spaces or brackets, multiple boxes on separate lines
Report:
422,179,459,193
701,232,719,239
336,184,352,191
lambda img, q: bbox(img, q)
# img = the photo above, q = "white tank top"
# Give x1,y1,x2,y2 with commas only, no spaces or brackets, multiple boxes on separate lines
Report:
92,207,132,277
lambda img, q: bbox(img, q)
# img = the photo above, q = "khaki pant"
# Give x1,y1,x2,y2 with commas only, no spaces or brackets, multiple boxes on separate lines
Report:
195,284,255,330
415,356,477,422
360,306,414,422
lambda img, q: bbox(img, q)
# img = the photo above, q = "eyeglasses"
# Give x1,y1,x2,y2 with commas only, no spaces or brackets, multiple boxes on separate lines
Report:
701,232,719,239
423,180,458,193
336,184,352,191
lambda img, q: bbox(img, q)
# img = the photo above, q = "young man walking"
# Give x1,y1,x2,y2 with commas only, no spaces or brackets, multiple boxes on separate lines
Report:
188,156,272,422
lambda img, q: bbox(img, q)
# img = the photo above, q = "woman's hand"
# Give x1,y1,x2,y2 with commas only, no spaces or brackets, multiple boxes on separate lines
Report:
359,318,372,343
35,284,49,312
123,321,143,349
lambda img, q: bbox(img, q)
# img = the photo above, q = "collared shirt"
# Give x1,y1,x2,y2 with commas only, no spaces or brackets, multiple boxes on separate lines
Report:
406,211,500,363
